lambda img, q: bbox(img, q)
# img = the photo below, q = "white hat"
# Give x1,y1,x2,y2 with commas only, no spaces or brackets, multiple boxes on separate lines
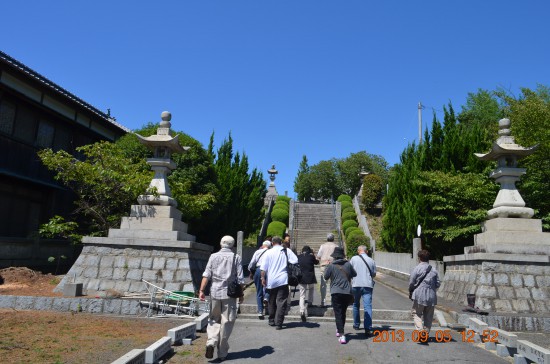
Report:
220,235,235,248
262,241,272,248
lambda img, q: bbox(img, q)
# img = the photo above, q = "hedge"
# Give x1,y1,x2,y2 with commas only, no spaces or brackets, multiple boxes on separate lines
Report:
271,208,289,224
347,229,365,241
342,219,358,232
337,195,352,202
340,201,352,212
346,234,370,259
276,195,291,204
342,211,357,222
342,207,355,216
267,221,286,237
345,226,361,237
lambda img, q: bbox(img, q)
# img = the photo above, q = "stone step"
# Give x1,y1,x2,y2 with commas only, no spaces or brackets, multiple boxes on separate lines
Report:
129,205,182,220
237,303,413,321
120,217,188,232
237,314,419,328
108,228,195,242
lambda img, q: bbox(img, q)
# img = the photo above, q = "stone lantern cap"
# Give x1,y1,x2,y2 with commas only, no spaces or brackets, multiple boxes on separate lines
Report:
135,111,189,156
474,118,537,163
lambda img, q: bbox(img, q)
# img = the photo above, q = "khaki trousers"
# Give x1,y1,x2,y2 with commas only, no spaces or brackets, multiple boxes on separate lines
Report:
412,300,435,333
319,265,328,305
298,283,315,316
207,298,238,358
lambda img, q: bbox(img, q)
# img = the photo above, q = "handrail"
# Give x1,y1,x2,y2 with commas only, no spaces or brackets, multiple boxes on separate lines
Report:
257,198,275,248
331,197,343,248
289,199,297,251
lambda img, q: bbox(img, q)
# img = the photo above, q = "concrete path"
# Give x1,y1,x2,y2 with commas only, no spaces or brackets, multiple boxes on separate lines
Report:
214,320,509,364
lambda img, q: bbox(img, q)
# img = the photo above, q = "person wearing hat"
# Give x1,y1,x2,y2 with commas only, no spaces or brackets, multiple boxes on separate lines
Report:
323,246,356,344
316,233,338,307
199,235,244,361
248,238,272,319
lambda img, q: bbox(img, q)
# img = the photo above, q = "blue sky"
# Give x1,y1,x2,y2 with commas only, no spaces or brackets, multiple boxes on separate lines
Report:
2,1,549,196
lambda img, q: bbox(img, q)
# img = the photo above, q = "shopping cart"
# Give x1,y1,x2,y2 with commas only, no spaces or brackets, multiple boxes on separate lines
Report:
140,279,210,318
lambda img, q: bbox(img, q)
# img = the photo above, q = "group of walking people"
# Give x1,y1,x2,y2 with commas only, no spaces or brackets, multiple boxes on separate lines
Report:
199,233,440,361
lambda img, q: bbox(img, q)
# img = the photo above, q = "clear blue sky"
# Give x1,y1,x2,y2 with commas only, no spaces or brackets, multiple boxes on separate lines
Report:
2,1,549,196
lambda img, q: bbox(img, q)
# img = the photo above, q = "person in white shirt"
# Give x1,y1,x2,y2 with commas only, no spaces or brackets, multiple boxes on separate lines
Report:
199,236,244,361
260,235,298,330
349,245,376,335
248,238,271,319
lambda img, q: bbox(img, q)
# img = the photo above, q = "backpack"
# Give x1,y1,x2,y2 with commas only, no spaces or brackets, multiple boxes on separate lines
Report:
283,248,302,287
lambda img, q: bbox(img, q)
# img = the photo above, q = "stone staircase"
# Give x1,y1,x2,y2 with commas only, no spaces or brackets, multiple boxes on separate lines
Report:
291,202,340,254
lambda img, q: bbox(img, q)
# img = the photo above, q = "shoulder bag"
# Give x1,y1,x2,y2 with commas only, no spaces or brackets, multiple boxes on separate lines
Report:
408,265,432,300
227,253,243,298
358,254,375,286
283,248,302,287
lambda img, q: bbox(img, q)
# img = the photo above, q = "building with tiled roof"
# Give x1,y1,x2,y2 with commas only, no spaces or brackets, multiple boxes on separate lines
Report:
0,50,129,271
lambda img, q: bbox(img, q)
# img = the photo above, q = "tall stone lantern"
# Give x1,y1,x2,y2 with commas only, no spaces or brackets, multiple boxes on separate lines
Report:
264,164,278,207
439,118,550,315
474,118,537,219
136,111,189,207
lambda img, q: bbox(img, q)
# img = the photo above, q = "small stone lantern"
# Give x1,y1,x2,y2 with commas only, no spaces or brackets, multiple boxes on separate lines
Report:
136,111,189,207
475,118,538,219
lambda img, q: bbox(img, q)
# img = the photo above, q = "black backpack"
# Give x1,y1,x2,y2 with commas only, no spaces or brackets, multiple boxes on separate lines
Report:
283,248,302,287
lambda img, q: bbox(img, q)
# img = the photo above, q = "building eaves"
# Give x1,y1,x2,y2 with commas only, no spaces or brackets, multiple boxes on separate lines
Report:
0,50,130,133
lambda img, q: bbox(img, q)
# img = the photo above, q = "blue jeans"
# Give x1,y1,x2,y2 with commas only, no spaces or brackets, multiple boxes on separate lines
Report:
352,286,373,330
253,269,269,313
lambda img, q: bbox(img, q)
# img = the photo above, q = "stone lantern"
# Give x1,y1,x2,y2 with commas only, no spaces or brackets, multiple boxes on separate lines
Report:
135,111,189,207
475,118,537,219
265,164,278,207
357,168,370,198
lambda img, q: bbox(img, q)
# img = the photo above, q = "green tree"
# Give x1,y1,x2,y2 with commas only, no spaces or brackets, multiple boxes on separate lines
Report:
505,86,550,228
294,155,313,201
416,171,498,258
361,174,384,211
38,141,151,237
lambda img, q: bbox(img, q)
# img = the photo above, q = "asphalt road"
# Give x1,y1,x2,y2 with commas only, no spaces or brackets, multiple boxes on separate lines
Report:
211,320,510,364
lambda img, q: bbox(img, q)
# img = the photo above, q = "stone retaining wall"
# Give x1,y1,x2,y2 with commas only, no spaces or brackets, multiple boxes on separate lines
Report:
55,244,211,296
440,260,550,314
0,295,143,315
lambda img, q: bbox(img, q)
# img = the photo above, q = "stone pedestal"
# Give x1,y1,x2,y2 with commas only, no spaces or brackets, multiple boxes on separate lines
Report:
439,218,550,314
56,205,213,296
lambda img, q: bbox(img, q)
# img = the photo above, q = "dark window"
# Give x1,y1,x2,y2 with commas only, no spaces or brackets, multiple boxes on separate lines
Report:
13,105,37,144
36,120,55,148
53,125,72,151
0,99,16,135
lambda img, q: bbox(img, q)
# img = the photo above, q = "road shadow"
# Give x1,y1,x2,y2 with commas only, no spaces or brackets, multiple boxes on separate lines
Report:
283,321,320,329
223,345,275,360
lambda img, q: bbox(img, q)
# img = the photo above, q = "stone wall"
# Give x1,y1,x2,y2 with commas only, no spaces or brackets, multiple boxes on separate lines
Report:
439,260,550,314
56,244,211,296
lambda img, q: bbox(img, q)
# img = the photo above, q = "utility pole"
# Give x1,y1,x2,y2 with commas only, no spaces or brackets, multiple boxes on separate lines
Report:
418,102,423,144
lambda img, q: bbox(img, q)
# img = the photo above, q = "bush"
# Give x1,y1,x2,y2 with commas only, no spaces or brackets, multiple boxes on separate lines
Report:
342,219,358,232
271,208,289,224
274,202,289,211
267,221,286,237
276,195,291,204
347,229,365,240
345,226,361,237
346,234,370,259
342,211,357,222
337,195,352,202
340,201,352,212
342,207,355,216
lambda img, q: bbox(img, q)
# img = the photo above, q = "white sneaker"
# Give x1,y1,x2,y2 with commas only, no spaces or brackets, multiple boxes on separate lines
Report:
339,335,347,344
336,330,340,337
